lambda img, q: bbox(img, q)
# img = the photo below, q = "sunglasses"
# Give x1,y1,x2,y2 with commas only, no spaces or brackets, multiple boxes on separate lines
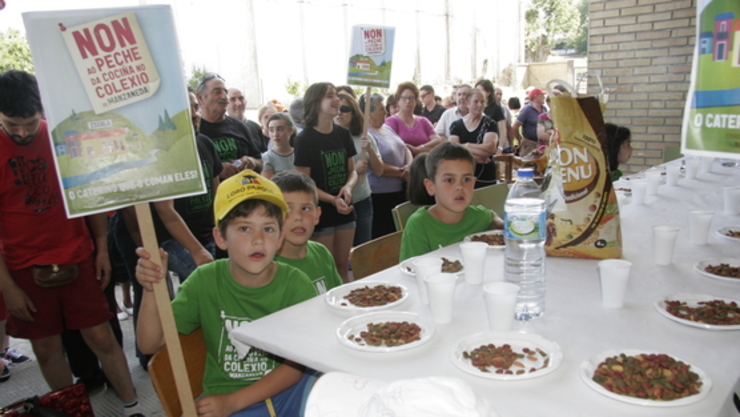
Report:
197,72,224,89
339,105,352,113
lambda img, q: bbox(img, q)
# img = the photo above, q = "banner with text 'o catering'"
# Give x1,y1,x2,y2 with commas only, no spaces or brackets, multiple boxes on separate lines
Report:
347,25,395,89
682,0,740,158
23,5,205,218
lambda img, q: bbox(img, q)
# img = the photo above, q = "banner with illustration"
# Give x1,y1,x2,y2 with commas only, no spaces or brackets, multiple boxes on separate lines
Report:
682,0,740,157
347,25,395,88
23,5,205,218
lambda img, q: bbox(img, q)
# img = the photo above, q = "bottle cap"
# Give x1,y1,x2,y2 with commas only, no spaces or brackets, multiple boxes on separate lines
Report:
517,168,534,178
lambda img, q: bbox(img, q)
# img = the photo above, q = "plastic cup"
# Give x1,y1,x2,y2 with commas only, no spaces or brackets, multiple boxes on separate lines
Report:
483,282,520,331
652,225,679,265
631,179,647,205
645,169,661,196
424,273,457,324
598,260,632,308
724,186,740,215
700,156,714,173
666,164,680,186
689,210,714,245
484,251,505,282
460,242,488,284
685,157,700,180
412,257,442,305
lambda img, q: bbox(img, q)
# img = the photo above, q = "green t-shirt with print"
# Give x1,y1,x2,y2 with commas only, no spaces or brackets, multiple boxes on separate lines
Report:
276,240,343,294
400,205,493,261
172,259,317,396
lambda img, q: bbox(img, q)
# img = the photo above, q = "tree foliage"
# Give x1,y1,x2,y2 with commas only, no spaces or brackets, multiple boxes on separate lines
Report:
187,65,210,90
525,0,582,62
0,29,34,73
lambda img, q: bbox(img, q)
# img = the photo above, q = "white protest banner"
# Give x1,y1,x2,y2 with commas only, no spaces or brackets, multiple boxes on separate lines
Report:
682,0,740,157
24,5,205,218
347,25,395,89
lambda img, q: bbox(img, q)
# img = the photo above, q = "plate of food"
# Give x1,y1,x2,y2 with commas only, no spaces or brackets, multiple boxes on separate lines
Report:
693,258,740,283
463,230,505,249
716,226,740,242
580,349,711,407
450,331,562,380
399,256,464,277
325,281,409,314
654,294,740,331
336,311,435,352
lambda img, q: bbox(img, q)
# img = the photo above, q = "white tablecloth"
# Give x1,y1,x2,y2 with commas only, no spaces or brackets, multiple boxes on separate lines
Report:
232,158,740,417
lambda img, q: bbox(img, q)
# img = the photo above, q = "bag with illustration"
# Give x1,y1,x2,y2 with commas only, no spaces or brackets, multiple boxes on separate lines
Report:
542,76,622,259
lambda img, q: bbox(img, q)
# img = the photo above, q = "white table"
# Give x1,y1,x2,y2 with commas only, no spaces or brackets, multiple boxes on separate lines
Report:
232,158,740,417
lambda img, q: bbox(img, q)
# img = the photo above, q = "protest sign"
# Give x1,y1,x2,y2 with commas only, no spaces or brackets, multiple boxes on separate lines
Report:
682,0,740,157
23,5,205,218
347,25,395,89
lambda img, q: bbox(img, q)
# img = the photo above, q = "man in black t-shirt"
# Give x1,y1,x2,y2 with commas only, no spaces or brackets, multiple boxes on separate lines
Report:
227,87,267,152
420,85,446,126
196,73,261,178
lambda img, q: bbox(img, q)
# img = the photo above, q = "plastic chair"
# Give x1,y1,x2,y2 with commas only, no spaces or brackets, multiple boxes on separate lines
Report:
471,183,509,218
663,145,682,163
148,328,206,417
349,231,403,279
392,202,420,231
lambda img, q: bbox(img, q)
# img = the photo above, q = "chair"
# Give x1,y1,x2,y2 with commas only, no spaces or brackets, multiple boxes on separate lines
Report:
148,328,206,417
350,231,403,279
392,201,420,231
471,183,509,217
663,145,682,163
493,154,514,183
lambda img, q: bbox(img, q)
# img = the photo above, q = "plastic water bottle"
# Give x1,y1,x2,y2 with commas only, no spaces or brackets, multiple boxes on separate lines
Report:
504,168,546,320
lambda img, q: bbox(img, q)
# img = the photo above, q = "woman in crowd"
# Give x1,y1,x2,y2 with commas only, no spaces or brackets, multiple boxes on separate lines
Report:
257,104,277,151
335,93,384,246
605,123,633,181
385,81,442,157
294,83,357,282
449,88,499,188
261,112,296,178
385,93,399,117
362,93,414,238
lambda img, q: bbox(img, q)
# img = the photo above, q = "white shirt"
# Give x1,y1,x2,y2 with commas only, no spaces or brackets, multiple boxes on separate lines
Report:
434,107,463,138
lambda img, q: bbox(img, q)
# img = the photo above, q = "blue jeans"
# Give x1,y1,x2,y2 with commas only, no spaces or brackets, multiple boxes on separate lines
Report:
352,196,373,247
160,239,216,284
230,369,319,417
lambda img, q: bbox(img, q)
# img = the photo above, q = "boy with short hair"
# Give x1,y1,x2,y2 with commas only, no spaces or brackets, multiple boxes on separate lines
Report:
136,171,318,416
271,171,343,294
400,142,504,261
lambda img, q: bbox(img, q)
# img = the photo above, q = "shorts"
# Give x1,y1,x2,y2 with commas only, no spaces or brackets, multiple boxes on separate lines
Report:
6,255,113,339
312,221,356,238
230,369,319,417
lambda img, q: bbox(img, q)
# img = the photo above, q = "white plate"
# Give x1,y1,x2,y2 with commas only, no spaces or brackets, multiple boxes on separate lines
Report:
694,258,740,283
450,331,562,380
463,230,505,249
399,256,464,278
337,311,435,352
716,226,740,242
580,349,711,407
654,294,740,331
324,281,409,314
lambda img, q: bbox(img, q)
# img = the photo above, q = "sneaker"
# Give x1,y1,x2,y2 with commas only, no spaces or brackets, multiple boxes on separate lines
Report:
2,347,30,364
0,362,9,382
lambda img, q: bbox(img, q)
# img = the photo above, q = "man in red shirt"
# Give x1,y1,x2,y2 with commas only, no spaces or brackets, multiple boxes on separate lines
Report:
0,70,143,416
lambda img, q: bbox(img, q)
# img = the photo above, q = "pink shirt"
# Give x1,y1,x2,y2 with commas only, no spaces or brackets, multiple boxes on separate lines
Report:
385,115,436,147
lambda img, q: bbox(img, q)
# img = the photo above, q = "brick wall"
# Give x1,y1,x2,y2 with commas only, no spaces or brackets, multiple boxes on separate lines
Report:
588,0,696,173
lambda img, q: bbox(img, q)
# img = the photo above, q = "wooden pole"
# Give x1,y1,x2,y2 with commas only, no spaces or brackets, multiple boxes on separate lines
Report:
134,203,197,417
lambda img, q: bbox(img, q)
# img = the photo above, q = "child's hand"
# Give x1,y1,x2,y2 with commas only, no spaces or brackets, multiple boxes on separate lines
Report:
195,393,239,417
135,247,169,292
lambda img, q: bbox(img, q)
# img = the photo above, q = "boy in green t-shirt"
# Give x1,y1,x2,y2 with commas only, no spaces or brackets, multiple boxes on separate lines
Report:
136,170,318,417
400,142,504,261
271,171,343,294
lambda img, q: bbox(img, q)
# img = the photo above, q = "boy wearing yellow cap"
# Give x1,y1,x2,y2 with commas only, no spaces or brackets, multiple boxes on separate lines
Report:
135,170,318,417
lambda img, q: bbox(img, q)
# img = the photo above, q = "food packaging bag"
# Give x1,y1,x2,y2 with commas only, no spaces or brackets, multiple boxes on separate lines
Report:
543,89,622,259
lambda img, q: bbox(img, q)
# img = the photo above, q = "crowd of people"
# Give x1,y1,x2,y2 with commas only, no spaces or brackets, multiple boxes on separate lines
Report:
0,68,633,416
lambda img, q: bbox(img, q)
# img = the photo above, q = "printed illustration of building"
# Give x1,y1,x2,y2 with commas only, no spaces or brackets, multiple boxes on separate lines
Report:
713,12,734,61
700,31,713,54
733,19,740,67
61,128,128,159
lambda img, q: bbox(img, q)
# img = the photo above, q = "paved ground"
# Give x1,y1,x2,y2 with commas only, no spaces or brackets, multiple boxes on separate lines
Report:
0,287,166,416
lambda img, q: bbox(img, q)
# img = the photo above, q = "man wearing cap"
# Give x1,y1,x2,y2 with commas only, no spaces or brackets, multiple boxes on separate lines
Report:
511,88,546,158
197,74,262,179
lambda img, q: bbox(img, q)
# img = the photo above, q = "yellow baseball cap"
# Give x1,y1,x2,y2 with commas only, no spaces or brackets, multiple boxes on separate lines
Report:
213,170,288,226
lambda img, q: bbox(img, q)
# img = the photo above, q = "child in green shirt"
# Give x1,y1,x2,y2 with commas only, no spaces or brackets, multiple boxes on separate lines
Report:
136,170,318,416
400,142,503,261
271,171,343,294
